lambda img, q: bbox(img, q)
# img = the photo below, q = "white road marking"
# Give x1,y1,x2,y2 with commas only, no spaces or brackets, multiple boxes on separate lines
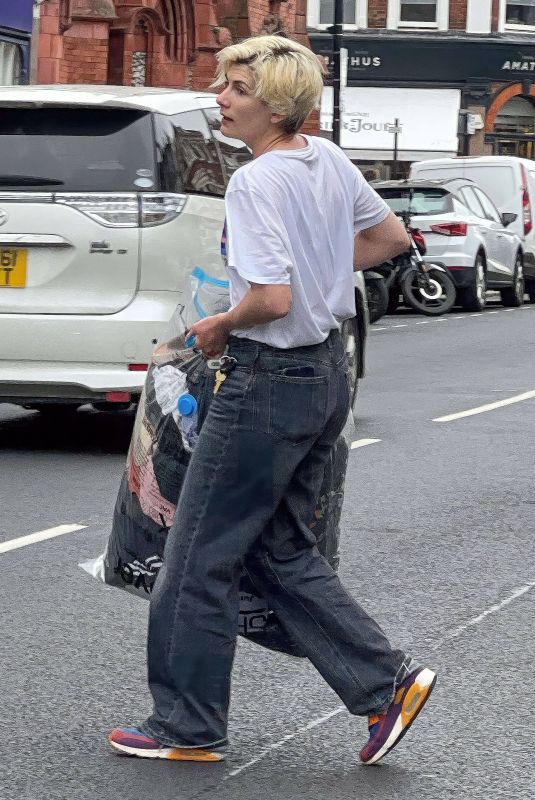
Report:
431,581,535,650
371,326,389,331
227,579,535,778
0,524,87,554
415,320,431,324
351,438,381,449
488,311,499,314
469,313,483,317
434,318,448,322
391,324,408,328
433,389,535,423
225,707,345,778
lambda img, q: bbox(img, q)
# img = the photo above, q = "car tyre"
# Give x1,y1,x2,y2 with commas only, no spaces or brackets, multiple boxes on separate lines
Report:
365,277,389,323
459,254,486,311
528,283,535,303
340,316,359,409
500,253,524,307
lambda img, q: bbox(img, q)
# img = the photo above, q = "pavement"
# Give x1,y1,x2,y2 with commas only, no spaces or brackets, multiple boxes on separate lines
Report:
1,301,535,800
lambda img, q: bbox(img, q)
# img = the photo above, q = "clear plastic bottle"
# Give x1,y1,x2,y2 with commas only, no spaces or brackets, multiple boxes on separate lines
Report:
177,392,199,451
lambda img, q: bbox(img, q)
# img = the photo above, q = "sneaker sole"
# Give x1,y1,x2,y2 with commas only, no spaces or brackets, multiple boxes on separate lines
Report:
108,737,225,762
362,667,437,766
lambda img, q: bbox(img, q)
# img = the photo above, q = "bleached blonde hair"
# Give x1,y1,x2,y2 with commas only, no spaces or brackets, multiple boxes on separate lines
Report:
212,35,326,134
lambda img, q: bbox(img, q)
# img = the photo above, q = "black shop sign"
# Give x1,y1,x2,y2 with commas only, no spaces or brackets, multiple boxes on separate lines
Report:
309,34,535,85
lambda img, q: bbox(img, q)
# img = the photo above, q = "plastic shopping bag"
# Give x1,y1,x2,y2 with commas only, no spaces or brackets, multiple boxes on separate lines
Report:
81,268,350,657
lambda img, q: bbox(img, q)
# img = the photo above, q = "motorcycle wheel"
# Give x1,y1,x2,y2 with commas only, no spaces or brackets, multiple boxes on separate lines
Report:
400,267,456,316
365,277,389,323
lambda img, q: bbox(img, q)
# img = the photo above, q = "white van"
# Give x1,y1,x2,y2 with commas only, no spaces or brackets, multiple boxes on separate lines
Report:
410,156,535,301
0,85,367,413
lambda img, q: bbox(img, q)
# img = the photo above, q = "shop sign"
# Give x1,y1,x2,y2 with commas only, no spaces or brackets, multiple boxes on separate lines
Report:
320,86,460,153
0,1,34,34
310,35,535,84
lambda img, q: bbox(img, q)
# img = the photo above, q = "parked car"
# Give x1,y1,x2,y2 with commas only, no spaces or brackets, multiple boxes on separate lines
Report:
410,156,535,302
0,85,367,414
372,178,524,311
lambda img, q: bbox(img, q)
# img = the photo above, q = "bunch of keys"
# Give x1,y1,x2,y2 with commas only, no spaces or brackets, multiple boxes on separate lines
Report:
213,355,237,395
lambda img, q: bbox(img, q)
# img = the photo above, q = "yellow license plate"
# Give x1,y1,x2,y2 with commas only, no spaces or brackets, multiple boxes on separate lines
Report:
0,248,27,288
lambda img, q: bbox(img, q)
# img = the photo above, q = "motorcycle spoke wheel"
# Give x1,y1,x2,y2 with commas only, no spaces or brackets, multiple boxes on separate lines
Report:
401,268,456,316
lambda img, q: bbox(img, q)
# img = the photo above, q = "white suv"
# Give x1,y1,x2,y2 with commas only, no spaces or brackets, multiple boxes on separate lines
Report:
0,85,367,412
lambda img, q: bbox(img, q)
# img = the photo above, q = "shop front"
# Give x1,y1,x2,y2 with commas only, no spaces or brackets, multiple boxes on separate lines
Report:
0,1,33,84
309,33,535,175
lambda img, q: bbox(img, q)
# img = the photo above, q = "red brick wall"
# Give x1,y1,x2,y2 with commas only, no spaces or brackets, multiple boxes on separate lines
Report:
368,0,388,28
492,0,500,31
449,0,468,29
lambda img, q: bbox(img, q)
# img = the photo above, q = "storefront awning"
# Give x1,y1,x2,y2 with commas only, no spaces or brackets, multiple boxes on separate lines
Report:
320,87,461,159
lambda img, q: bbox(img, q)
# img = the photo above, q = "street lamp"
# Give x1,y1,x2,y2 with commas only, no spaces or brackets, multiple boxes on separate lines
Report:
330,0,344,146
386,118,403,178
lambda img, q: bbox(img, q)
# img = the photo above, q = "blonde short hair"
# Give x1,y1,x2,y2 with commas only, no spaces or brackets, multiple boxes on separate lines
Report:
212,35,326,134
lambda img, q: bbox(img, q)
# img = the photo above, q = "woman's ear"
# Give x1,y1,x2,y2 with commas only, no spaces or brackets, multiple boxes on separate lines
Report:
270,111,286,126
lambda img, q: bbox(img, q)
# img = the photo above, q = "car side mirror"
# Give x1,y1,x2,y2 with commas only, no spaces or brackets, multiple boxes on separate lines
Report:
501,212,518,227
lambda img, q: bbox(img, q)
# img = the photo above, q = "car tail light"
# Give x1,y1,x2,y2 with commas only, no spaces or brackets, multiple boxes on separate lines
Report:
54,192,187,227
430,222,468,237
520,164,532,236
55,194,140,227
128,363,149,371
105,391,131,402
140,193,187,227
409,227,426,254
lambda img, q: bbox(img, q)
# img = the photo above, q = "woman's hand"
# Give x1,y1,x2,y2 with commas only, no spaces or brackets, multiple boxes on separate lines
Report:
188,313,232,358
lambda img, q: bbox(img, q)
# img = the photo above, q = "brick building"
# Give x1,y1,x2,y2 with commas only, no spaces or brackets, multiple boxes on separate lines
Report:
308,0,535,176
36,0,309,89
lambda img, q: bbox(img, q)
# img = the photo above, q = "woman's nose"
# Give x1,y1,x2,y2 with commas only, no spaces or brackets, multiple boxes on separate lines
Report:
217,88,229,107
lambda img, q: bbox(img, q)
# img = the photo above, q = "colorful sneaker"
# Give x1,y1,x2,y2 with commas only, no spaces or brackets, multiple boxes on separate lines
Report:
359,667,436,765
108,727,225,762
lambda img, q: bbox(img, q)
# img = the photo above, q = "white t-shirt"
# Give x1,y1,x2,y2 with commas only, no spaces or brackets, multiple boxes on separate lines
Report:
224,135,390,348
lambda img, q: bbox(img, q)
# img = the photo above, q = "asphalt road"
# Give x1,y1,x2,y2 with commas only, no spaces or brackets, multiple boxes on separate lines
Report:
1,302,535,800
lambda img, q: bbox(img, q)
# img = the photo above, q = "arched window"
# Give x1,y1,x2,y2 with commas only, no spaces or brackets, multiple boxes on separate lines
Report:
495,96,535,136
0,41,22,85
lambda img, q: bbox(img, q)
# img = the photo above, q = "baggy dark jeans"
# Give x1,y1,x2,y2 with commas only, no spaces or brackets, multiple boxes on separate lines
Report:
142,331,409,749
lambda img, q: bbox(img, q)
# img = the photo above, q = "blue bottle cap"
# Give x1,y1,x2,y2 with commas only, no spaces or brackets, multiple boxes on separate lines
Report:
177,393,197,416
185,335,196,348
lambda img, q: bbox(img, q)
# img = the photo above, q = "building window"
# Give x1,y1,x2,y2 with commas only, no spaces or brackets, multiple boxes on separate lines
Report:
307,0,367,29
387,0,448,29
0,41,22,85
506,1,535,26
400,1,436,23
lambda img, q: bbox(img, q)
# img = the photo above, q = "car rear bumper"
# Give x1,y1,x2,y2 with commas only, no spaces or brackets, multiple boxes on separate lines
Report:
0,290,180,404
423,257,474,288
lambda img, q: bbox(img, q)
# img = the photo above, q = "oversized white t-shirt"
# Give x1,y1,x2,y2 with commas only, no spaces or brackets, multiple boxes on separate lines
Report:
224,135,390,348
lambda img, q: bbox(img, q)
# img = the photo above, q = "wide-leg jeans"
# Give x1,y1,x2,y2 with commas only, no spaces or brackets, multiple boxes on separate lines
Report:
142,331,408,749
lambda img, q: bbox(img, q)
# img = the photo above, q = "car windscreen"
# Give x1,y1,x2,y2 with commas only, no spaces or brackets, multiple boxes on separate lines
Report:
376,187,453,215
0,107,156,191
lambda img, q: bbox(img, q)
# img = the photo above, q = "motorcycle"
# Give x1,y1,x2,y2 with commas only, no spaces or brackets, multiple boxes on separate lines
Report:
368,212,457,318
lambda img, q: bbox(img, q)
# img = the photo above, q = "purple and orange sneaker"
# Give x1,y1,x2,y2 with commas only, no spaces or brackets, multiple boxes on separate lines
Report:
359,667,436,765
108,727,225,762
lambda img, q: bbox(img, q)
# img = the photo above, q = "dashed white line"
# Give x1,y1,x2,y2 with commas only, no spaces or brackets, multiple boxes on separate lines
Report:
351,438,382,449
415,320,431,324
225,707,345,778
469,313,483,317
0,524,87,554
227,579,535,778
433,389,535,423
431,581,535,650
390,324,408,328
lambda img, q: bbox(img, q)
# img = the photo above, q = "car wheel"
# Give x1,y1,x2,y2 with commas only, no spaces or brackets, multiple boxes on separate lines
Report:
526,282,535,303
500,253,524,307
459,254,486,311
340,316,359,409
365,277,389,323
387,290,400,314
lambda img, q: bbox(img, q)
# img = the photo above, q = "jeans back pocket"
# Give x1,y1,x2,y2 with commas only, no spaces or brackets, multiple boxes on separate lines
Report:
269,372,328,444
